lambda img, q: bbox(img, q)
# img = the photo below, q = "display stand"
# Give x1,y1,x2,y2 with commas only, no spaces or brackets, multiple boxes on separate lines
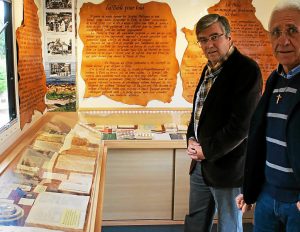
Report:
0,110,254,231
0,112,104,232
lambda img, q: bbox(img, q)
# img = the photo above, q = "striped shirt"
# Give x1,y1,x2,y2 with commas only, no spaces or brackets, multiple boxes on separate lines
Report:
264,65,300,202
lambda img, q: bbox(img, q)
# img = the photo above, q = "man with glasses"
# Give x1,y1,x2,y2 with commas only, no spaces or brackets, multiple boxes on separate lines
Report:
236,0,300,231
184,14,262,232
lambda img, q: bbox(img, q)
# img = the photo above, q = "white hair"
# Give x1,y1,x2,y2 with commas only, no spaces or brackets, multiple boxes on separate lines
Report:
268,0,300,30
273,0,300,11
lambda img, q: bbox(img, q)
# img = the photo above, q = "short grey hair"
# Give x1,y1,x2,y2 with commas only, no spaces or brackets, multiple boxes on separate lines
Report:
195,14,231,38
269,0,300,30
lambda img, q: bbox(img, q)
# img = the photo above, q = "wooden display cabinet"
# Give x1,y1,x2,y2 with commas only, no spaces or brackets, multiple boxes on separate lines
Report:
103,149,174,220
0,109,254,231
78,109,190,223
0,112,104,232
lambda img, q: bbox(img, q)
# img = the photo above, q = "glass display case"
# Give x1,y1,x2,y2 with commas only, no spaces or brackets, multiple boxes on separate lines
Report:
0,110,254,230
0,112,103,232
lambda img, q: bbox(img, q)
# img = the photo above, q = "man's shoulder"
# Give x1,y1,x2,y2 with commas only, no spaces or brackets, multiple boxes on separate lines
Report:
266,70,278,84
232,48,258,64
229,48,259,70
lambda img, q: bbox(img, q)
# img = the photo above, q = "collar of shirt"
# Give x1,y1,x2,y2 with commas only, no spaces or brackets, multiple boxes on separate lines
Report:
277,64,300,79
207,45,235,74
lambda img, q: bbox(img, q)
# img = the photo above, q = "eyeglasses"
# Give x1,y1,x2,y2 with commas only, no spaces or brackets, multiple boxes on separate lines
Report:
197,33,224,45
269,26,300,40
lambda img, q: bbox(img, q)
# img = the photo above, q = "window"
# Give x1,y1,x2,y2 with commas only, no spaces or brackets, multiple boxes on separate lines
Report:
0,0,16,129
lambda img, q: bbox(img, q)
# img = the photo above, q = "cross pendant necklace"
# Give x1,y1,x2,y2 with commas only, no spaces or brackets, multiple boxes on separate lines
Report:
276,83,290,104
276,93,282,104
275,73,293,104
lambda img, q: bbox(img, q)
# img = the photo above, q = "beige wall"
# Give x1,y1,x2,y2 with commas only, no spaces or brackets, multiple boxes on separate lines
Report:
76,0,279,109
12,0,280,111
0,0,279,154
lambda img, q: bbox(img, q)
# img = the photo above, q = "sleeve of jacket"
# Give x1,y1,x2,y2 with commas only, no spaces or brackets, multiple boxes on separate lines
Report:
201,60,263,161
243,73,276,204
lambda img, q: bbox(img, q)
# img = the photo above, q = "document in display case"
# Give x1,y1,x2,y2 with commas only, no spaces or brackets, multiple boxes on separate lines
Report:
16,147,57,177
0,113,103,231
0,226,63,231
25,192,89,230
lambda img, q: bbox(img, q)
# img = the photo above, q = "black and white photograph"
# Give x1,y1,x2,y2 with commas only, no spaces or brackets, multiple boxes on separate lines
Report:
45,61,75,85
47,37,72,56
50,63,71,77
45,0,72,9
46,12,72,32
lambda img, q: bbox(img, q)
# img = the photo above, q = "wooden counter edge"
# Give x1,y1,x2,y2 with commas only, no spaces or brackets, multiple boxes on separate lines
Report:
85,145,107,232
103,140,186,149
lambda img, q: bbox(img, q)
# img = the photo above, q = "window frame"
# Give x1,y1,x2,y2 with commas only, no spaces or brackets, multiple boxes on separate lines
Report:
0,0,18,155
3,0,16,123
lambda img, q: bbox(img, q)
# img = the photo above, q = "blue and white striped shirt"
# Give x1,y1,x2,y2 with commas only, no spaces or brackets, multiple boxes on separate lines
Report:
264,65,300,202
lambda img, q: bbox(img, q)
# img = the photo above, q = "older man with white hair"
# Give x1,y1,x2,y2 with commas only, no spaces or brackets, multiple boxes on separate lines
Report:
236,0,300,231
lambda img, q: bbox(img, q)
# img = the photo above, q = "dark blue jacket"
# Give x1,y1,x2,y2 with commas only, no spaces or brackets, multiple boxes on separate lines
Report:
243,71,300,204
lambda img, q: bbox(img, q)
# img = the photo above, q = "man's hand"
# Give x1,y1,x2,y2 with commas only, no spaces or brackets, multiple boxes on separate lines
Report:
297,201,300,211
187,139,205,161
235,194,253,213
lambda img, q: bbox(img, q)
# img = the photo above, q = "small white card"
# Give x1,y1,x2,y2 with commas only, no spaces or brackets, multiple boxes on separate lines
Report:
33,185,47,193
0,199,14,204
42,172,67,181
18,184,32,192
19,198,35,206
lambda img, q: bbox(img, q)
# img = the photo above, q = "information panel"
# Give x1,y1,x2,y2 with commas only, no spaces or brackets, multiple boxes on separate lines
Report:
79,0,179,106
181,0,277,103
17,0,47,128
